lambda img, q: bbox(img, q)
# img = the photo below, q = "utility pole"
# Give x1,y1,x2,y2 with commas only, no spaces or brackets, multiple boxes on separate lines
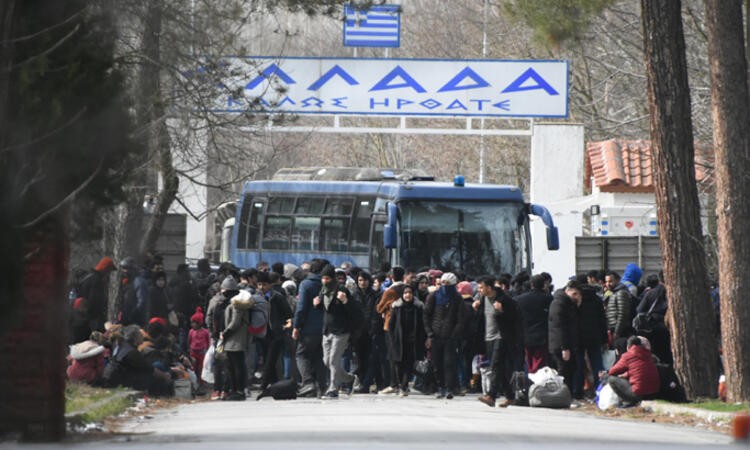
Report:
479,0,488,183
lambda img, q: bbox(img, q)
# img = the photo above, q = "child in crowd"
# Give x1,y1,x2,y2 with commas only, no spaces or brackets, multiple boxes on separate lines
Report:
188,307,211,384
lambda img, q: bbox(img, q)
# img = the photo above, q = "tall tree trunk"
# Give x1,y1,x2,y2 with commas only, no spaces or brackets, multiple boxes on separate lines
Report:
640,0,718,398
136,0,178,257
705,0,750,402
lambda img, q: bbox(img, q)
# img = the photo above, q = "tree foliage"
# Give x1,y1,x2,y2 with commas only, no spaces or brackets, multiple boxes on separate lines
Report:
0,0,142,327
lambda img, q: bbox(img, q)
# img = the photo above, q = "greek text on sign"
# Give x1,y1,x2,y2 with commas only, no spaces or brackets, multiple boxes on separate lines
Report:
217,57,569,118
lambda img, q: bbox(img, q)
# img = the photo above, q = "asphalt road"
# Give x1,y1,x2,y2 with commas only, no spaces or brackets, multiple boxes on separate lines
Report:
3,393,734,449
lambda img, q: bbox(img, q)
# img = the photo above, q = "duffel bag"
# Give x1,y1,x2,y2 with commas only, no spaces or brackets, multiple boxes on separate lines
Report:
529,380,572,409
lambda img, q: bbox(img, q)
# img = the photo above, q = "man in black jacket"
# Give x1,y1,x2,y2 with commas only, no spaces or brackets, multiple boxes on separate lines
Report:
575,282,608,399
318,264,360,398
424,272,466,399
474,276,522,407
549,280,582,394
257,271,293,391
514,274,552,374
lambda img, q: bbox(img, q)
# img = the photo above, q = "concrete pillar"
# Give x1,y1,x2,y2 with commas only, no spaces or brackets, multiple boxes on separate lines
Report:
530,123,585,285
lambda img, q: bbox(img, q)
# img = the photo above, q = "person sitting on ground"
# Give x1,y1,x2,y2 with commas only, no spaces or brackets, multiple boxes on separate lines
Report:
605,335,660,406
67,331,106,384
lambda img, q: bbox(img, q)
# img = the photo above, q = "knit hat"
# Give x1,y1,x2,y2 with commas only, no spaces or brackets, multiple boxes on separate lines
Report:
149,317,167,327
95,256,116,272
283,263,298,280
221,276,239,290
456,281,473,297
440,272,458,286
321,264,336,279
190,307,204,324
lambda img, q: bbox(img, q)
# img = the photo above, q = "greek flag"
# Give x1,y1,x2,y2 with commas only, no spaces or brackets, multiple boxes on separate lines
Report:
343,4,400,48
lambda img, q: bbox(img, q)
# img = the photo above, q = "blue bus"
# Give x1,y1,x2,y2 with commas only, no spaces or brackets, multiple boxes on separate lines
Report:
228,167,559,277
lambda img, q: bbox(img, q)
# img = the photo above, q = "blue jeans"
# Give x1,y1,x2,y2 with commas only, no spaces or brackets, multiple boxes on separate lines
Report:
575,342,604,397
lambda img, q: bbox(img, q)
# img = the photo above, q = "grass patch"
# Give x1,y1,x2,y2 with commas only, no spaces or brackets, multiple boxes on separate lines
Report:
654,398,750,413
690,399,750,413
66,382,135,423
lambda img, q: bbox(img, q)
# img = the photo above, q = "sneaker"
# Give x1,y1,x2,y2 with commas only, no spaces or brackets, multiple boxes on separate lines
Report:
298,383,317,397
210,391,221,401
446,391,454,400
435,390,446,399
478,394,495,407
496,397,513,408
352,374,362,392
378,386,397,395
353,386,371,394
323,390,339,399
399,388,409,397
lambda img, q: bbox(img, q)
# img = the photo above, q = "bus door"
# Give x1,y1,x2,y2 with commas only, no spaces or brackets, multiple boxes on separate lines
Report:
369,215,388,272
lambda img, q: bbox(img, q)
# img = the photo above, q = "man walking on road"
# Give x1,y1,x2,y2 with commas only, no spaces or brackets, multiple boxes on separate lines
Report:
424,272,466,399
548,280,582,394
292,258,327,397
475,276,521,408
318,264,360,398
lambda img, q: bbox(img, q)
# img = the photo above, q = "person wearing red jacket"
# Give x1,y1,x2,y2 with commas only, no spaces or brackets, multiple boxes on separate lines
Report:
607,335,660,405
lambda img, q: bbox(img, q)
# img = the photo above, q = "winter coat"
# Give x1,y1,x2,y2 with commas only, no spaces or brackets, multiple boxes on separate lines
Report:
636,284,667,322
267,289,293,336
577,285,608,346
189,327,211,353
474,292,523,347
608,344,660,397
120,277,143,327
78,270,109,331
147,285,170,321
621,263,643,298
222,291,255,351
352,286,380,336
206,292,231,340
169,274,200,320
605,284,634,338
548,288,579,352
321,282,358,335
293,273,324,335
376,282,404,332
424,286,466,340
102,341,153,391
514,288,552,347
388,299,426,362
66,340,105,383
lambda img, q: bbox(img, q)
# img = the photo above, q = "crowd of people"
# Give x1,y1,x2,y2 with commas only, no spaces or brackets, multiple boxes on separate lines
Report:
66,255,690,408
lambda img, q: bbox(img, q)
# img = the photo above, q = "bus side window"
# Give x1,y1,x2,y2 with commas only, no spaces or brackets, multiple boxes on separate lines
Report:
322,218,349,252
369,218,387,271
237,195,253,249
263,216,292,250
292,217,320,251
247,201,265,249
350,198,373,253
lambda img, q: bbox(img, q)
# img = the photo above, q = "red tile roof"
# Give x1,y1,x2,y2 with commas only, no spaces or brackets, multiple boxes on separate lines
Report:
585,140,713,193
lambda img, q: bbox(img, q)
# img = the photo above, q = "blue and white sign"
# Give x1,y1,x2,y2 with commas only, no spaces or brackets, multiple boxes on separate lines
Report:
211,57,569,118
343,4,400,48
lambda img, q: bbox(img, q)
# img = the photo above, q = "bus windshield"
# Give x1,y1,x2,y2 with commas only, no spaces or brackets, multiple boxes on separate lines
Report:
399,201,529,277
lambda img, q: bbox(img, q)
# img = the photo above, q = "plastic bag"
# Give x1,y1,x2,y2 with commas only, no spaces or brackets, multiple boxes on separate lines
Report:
202,345,215,384
528,366,564,386
596,383,620,410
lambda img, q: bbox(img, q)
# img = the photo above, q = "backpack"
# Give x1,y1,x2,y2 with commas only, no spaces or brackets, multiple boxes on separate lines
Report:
248,293,269,338
510,371,533,406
